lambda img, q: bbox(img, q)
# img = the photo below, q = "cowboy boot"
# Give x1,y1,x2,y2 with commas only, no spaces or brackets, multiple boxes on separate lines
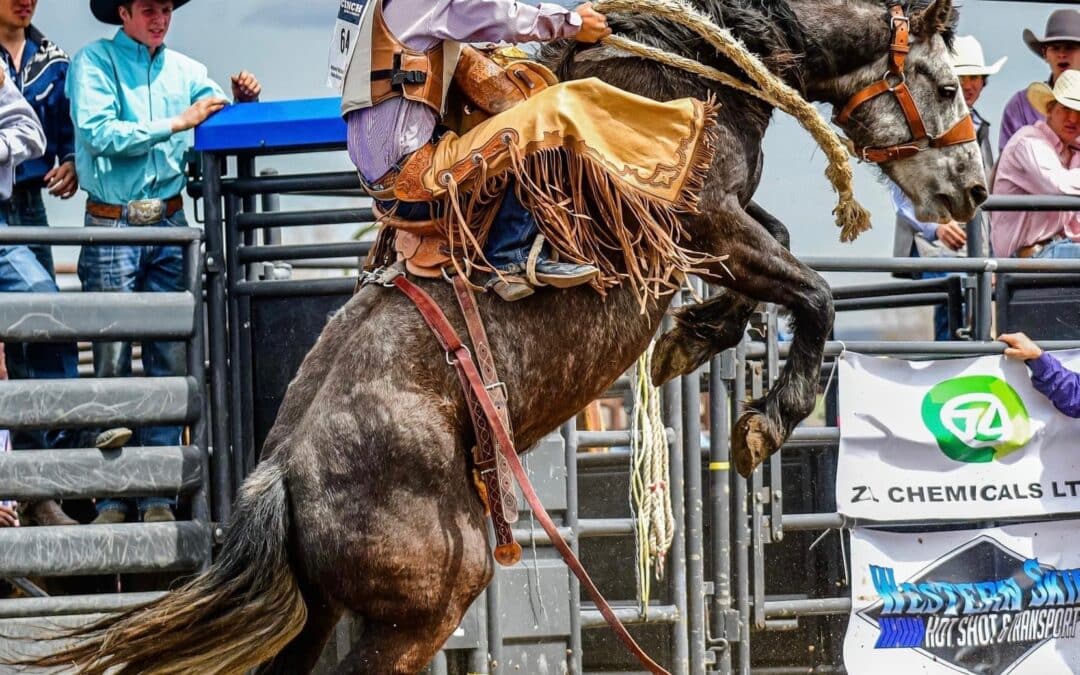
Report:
95,427,133,449
26,500,78,527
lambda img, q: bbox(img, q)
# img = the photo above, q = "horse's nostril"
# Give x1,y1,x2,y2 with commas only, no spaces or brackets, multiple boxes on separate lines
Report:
970,184,988,205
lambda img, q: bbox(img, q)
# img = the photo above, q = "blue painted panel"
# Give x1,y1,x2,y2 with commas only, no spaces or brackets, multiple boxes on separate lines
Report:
194,97,347,152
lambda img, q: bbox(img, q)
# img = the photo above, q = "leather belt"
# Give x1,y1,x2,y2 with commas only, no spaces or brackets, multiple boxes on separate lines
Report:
1017,235,1066,259
391,272,670,675
86,196,183,225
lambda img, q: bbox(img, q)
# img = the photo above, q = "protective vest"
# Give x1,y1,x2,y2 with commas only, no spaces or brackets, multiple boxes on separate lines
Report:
340,0,463,116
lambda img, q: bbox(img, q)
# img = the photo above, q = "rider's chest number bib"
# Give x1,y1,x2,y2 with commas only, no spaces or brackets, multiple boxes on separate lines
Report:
327,0,371,90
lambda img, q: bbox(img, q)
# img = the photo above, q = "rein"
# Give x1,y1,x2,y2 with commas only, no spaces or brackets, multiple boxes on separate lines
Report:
387,270,671,675
834,3,976,163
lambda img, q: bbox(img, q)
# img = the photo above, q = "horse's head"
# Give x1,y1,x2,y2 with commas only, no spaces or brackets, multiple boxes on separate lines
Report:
816,0,987,224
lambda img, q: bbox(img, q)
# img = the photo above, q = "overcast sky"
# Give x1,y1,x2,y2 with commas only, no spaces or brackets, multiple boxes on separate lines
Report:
30,1,1070,334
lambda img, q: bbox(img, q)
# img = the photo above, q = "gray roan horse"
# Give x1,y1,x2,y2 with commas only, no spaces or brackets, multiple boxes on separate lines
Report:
25,1,985,673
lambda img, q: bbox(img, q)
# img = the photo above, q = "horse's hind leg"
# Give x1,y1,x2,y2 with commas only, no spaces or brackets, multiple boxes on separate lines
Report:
696,201,833,477
332,612,472,674
256,589,343,674
651,290,757,385
651,201,791,385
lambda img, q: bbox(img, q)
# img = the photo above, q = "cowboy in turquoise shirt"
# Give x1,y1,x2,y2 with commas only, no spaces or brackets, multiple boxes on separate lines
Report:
68,0,260,204
67,0,260,526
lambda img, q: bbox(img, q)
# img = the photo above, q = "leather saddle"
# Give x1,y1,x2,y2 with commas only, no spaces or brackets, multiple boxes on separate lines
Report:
376,47,558,279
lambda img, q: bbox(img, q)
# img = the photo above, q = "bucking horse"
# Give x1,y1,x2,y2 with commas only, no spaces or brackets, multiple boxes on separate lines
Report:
21,0,986,673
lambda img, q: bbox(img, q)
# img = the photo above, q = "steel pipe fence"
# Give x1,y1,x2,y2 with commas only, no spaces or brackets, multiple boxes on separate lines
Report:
0,225,212,619
189,141,1080,675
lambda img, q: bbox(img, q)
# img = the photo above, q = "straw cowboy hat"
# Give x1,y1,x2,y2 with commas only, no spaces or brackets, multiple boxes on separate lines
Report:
1027,70,1080,115
1023,9,1080,58
91,0,191,25
949,35,1006,77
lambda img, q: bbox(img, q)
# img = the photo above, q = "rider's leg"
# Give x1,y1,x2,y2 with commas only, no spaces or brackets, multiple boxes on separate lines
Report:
483,180,599,289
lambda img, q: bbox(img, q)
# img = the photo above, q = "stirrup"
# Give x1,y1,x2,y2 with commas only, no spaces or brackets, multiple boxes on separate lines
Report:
524,234,548,288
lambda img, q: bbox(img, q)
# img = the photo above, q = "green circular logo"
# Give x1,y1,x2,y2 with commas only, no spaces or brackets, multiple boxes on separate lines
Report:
920,375,1032,463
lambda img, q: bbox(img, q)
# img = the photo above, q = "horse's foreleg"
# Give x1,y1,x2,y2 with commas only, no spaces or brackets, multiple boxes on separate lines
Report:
696,203,833,477
651,201,791,386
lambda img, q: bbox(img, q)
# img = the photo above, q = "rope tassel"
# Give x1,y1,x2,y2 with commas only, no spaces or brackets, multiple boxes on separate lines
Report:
593,0,872,241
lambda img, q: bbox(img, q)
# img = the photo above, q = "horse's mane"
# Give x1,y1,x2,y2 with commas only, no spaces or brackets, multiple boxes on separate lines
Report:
545,0,956,90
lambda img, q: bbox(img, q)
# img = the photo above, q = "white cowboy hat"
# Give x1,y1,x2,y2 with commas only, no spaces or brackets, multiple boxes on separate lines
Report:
950,35,1006,77
1027,69,1080,115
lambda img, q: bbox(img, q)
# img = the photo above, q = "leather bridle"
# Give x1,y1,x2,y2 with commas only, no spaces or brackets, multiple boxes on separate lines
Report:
834,3,976,163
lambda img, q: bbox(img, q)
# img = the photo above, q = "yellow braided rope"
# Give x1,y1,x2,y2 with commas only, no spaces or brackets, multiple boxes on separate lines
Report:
594,0,871,242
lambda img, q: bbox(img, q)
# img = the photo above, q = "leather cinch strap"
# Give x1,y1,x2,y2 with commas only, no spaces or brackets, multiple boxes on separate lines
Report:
393,275,671,675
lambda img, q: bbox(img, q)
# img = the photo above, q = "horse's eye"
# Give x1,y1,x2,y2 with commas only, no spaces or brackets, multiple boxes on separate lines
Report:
938,84,958,99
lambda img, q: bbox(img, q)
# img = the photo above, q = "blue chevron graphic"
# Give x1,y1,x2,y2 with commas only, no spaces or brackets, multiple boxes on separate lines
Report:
875,617,926,648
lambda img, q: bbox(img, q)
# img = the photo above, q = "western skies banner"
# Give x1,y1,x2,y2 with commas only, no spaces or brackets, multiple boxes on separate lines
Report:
836,350,1080,522
845,523,1080,674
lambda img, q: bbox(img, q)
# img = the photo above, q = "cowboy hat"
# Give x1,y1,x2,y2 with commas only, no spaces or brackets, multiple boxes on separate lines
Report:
90,0,191,25
1027,70,1080,115
1023,9,1080,58
949,35,1006,77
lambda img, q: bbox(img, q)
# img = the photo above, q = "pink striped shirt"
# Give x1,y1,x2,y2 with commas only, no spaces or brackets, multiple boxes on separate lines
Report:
990,120,1080,257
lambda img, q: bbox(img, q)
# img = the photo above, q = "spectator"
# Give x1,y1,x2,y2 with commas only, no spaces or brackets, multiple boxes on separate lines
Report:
0,63,79,525
0,350,18,529
999,332,1080,418
69,0,261,524
889,35,1000,340
990,71,1080,259
1000,9,1080,152
0,1,129,455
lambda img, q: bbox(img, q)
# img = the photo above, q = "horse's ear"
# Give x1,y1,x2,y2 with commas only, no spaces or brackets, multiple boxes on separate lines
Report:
909,0,952,38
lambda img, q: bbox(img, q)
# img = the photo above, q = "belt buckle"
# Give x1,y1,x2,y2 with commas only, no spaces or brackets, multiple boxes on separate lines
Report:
127,198,165,225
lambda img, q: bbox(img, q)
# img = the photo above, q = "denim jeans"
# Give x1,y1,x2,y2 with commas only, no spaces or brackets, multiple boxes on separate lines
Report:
80,209,186,515
1035,239,1080,259
381,184,540,270
0,190,78,449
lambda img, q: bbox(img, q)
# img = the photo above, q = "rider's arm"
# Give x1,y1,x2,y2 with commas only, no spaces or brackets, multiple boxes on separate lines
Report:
424,0,582,44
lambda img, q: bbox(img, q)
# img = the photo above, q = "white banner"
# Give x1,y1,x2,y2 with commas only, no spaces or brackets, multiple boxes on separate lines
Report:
846,523,1080,674
836,350,1080,521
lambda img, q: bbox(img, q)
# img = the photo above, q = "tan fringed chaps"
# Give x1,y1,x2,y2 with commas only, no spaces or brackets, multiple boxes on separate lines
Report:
390,77,721,304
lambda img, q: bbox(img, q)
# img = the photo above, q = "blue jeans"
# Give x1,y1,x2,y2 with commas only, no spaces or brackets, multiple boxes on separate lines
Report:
381,183,540,270
1035,239,1080,259
0,240,79,450
80,209,186,515
482,184,538,269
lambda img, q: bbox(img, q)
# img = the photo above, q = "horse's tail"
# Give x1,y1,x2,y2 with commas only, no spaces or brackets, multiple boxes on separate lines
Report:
19,460,307,675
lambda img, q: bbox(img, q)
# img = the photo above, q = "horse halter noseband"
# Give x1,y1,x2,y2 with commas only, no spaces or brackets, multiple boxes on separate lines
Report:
834,4,976,163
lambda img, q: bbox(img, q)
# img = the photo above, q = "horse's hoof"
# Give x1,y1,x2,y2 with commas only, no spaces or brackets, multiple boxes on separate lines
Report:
732,412,778,478
650,329,709,387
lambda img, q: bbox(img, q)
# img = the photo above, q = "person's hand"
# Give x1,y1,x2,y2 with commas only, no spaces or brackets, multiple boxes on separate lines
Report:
231,71,261,103
44,161,78,199
936,221,967,250
0,505,19,528
171,97,227,133
0,346,8,381
575,3,612,43
999,332,1043,361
